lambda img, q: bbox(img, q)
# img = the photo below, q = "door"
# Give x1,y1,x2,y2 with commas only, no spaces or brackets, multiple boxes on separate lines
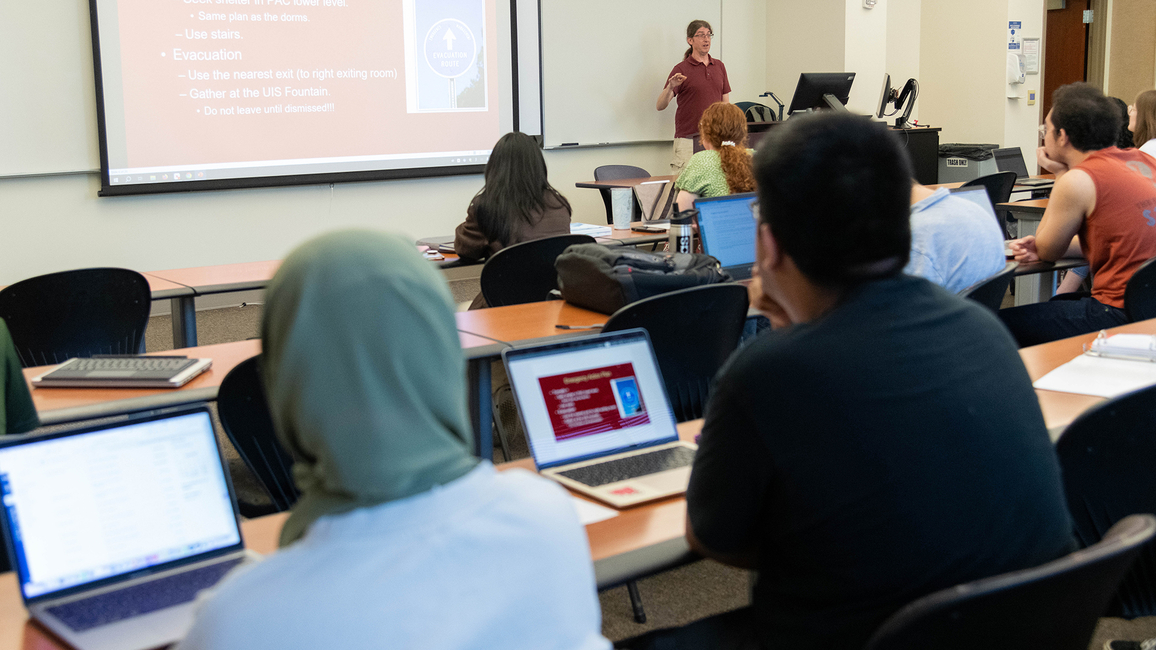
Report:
1043,0,1091,119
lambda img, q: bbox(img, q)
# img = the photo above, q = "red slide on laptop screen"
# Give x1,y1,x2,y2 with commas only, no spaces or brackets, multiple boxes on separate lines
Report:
538,363,650,442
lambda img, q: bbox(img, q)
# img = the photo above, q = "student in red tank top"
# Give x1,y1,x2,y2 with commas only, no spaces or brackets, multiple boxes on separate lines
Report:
1001,83,1156,346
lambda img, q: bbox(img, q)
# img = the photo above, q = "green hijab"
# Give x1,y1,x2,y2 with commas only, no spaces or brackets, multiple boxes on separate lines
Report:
261,230,479,546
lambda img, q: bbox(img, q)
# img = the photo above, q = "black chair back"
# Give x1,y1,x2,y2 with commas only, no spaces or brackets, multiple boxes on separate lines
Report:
959,261,1017,312
864,514,1156,650
594,165,650,225
602,284,748,422
217,355,300,517
480,234,595,308
0,268,151,367
961,171,1019,236
1124,256,1156,322
1056,384,1156,617
734,101,776,122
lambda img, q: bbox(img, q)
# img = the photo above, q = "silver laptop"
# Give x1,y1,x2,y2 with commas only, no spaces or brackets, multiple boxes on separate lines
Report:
695,192,757,280
502,329,696,508
993,147,1053,186
0,406,251,650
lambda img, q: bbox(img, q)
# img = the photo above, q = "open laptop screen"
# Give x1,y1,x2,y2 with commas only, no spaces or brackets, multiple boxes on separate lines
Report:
0,409,241,600
695,193,757,270
504,330,678,470
949,186,1000,224
993,147,1030,178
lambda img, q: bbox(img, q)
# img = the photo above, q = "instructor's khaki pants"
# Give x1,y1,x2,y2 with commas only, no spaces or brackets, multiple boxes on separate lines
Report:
671,138,693,175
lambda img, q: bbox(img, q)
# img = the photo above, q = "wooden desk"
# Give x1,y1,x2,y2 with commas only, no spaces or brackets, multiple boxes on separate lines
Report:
1020,318,1156,435
574,175,678,191
0,419,702,650
998,199,1056,306
926,174,1054,194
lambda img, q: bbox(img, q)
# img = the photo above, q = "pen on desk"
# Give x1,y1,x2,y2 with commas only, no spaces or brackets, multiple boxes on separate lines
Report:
555,324,603,330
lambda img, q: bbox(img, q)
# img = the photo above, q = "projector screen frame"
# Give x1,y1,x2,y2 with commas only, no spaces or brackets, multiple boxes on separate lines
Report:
88,0,528,197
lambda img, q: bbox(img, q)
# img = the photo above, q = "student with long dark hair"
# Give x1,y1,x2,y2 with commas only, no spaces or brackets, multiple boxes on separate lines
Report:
454,131,572,265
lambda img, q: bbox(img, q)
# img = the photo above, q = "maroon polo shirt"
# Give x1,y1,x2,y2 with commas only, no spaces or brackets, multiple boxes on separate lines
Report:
669,55,731,139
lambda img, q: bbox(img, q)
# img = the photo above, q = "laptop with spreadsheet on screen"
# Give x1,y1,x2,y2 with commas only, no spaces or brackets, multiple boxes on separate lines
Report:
694,192,758,280
502,329,696,508
0,406,252,650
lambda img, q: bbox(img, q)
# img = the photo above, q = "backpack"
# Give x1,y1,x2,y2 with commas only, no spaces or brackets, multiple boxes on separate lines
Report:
554,244,732,314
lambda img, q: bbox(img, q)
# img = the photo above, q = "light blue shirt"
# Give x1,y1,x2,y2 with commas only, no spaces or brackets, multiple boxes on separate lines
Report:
179,463,610,650
904,188,1007,294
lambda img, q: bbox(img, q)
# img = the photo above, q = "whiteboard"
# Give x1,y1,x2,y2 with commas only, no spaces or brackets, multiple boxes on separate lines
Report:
0,0,99,176
539,0,723,148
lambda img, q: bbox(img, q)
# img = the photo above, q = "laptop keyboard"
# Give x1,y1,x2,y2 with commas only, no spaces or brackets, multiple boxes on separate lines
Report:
49,357,195,380
46,557,245,632
559,446,696,488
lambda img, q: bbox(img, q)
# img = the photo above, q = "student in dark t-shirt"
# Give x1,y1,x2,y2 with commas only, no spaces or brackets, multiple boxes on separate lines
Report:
617,113,1074,650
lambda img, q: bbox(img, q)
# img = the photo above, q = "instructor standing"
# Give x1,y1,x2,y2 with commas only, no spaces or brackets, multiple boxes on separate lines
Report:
656,20,731,174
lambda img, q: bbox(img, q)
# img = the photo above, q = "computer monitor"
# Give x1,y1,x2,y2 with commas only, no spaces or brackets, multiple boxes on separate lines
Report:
787,72,856,115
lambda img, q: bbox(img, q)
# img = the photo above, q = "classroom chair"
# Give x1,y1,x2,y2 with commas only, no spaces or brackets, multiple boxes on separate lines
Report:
593,165,650,225
1055,384,1156,618
1124,256,1156,322
602,284,749,423
0,268,151,368
479,234,595,307
734,101,777,123
217,355,300,518
863,514,1155,650
959,261,1017,312
961,171,1018,237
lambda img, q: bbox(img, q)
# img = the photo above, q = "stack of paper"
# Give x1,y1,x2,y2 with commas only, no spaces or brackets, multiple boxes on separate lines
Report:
1033,333,1156,398
570,223,613,238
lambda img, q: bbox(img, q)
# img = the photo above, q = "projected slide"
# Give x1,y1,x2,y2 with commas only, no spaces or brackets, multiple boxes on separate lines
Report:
538,363,651,442
93,0,507,191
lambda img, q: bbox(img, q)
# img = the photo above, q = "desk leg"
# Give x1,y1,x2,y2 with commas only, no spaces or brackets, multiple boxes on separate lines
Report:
1013,217,1050,306
467,359,493,461
170,297,198,349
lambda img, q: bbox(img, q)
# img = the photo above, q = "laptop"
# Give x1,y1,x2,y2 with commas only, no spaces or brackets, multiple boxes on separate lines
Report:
31,355,212,388
950,185,1013,247
0,406,252,650
633,180,677,222
992,147,1053,186
694,192,758,280
502,329,696,508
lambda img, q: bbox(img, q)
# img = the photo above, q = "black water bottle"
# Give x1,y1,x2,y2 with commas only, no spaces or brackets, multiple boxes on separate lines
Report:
669,209,696,254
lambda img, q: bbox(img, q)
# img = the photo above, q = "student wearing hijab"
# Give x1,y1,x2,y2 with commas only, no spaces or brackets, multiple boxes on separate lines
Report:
179,231,609,650
1,318,38,434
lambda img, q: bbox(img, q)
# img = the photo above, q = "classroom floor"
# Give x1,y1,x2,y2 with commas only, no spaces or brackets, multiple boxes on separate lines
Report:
135,283,1156,647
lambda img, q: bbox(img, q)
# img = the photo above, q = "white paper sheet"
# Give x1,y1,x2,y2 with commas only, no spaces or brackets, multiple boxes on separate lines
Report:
1033,354,1156,398
571,496,618,525
570,223,613,238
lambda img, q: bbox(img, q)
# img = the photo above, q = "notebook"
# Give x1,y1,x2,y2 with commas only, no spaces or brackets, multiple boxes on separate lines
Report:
502,329,695,508
31,356,212,389
992,147,1053,186
694,192,758,280
0,406,252,650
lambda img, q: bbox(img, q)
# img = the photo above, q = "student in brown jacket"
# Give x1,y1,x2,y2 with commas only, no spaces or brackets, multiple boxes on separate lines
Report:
454,132,572,279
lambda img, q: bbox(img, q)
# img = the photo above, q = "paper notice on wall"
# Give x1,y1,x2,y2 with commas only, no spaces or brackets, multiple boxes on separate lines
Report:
1008,21,1022,50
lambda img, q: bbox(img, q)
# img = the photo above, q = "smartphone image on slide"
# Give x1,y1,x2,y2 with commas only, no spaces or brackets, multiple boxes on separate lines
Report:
402,0,488,113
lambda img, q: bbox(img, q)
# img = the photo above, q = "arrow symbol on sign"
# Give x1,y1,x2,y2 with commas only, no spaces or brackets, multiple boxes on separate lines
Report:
443,27,456,50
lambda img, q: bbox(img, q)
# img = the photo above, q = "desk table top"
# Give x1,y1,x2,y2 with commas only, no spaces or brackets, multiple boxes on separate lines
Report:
997,198,1049,215
575,175,678,190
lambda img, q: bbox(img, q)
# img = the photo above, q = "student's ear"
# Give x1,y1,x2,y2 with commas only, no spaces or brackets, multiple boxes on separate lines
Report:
755,222,782,271
1056,128,1070,148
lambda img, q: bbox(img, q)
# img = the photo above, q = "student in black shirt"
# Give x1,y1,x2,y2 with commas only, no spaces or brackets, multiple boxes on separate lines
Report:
618,113,1075,650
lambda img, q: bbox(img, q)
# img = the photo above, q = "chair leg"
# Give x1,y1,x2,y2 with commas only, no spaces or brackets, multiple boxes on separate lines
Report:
490,403,513,462
626,580,646,624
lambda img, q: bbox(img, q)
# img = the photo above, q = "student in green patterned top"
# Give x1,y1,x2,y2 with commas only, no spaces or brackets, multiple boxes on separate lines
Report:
674,102,756,211
1,318,38,434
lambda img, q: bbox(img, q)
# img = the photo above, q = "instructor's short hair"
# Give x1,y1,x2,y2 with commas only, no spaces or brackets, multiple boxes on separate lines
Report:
753,113,912,288
1051,83,1120,152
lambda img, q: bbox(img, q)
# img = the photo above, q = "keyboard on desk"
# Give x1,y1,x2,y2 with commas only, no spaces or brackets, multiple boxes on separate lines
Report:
46,557,245,632
32,356,212,388
558,445,696,487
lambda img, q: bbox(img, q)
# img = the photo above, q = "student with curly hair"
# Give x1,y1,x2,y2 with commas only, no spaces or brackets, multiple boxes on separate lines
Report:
674,102,755,211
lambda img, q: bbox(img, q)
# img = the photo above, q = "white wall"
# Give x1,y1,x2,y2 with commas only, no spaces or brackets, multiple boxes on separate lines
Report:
844,0,889,115
886,0,922,124
765,0,846,102
1005,0,1045,173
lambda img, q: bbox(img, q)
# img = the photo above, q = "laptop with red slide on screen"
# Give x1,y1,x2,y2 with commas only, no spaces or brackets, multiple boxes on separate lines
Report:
502,328,696,508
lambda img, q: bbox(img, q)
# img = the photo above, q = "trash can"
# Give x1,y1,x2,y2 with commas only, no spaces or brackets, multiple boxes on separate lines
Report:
937,143,1000,183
